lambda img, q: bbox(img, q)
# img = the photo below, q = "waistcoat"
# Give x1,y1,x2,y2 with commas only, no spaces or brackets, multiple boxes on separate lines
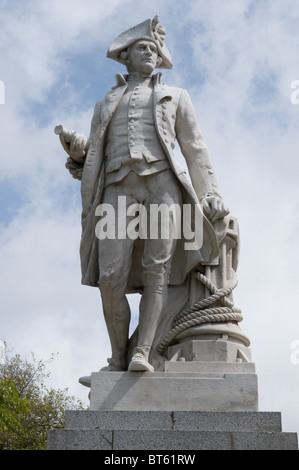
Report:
105,77,170,186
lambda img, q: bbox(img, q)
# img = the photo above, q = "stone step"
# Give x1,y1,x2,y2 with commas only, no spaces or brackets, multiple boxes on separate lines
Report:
47,428,298,450
64,410,283,432
46,410,298,450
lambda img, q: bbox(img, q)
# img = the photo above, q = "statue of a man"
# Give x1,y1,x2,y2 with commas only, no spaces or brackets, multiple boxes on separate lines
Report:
57,16,231,373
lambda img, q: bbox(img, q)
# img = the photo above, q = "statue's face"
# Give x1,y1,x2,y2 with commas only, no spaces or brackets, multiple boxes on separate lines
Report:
127,40,159,74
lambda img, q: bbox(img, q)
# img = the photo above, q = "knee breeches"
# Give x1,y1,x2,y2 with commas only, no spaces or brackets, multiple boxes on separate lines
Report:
97,169,182,290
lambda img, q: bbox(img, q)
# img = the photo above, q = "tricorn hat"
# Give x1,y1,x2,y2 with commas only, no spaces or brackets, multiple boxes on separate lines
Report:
106,15,173,69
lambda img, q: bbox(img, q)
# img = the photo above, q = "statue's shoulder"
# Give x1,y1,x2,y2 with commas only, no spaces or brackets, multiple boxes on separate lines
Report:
155,82,188,107
153,73,182,95
166,85,190,97
162,83,183,94
92,98,104,118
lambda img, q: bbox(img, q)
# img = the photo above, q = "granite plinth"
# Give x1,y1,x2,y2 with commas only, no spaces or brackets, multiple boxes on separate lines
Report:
47,358,298,450
47,410,298,450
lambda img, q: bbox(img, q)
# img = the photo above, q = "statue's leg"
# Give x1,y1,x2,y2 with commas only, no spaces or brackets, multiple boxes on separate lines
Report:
129,284,168,372
129,170,182,372
128,239,174,372
98,237,135,371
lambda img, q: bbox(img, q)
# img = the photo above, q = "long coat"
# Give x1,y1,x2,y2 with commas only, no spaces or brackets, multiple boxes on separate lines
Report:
78,72,220,290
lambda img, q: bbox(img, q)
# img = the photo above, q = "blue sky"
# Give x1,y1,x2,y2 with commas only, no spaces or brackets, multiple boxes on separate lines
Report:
1,0,299,437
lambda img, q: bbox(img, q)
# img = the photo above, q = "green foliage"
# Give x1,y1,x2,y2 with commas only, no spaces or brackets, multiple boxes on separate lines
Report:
0,346,86,450
0,379,30,438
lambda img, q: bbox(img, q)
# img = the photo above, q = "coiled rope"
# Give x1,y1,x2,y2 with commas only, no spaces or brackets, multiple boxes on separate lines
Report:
157,271,242,354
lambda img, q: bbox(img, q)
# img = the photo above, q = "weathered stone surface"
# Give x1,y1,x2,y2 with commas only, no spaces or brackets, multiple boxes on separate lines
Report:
47,410,298,450
89,369,258,412
64,410,282,432
47,429,113,451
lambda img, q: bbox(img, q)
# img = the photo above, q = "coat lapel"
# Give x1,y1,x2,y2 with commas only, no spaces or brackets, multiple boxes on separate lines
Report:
103,83,127,123
93,76,127,143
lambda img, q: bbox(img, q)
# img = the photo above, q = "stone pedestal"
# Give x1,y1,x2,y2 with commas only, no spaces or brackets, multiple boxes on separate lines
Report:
47,410,298,450
47,356,298,450
88,363,258,412
46,335,298,450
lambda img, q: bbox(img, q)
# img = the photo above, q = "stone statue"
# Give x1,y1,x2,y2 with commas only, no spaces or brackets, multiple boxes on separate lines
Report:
55,15,249,376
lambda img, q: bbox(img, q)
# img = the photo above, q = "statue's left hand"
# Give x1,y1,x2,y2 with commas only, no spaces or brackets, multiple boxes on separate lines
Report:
202,195,230,222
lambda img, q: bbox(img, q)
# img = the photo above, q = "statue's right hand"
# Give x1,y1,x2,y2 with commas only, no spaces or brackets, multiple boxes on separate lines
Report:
57,128,87,164
59,133,71,154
